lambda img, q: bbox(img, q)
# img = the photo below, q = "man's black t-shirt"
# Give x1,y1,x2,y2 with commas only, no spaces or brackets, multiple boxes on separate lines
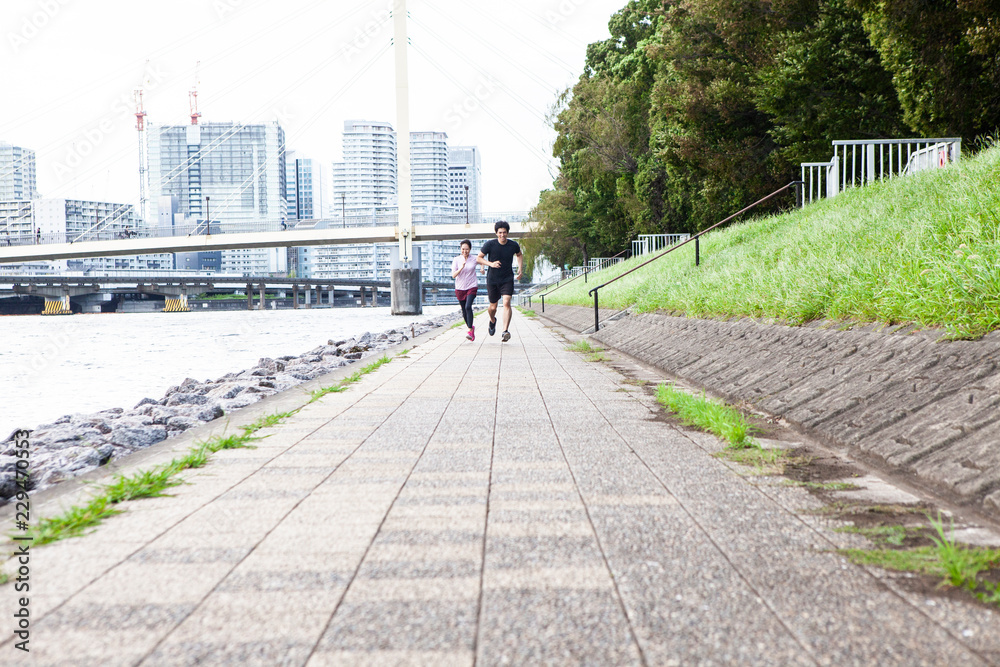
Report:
480,239,521,285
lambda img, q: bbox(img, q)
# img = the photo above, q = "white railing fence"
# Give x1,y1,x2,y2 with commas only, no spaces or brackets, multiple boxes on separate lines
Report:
631,234,690,257
799,138,961,207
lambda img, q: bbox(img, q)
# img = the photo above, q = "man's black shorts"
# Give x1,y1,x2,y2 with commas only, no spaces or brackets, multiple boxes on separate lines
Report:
487,280,514,303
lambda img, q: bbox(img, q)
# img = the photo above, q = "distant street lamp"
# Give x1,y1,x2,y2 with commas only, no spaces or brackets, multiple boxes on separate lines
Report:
205,196,211,235
464,185,469,225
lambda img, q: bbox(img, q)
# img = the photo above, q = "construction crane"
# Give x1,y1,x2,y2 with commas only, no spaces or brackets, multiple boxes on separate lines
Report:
134,63,149,225
189,61,201,125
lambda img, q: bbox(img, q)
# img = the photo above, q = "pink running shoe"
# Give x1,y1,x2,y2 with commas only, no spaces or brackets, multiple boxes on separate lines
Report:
466,326,475,341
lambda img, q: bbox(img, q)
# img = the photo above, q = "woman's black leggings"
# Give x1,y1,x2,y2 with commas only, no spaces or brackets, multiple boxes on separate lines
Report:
458,296,475,329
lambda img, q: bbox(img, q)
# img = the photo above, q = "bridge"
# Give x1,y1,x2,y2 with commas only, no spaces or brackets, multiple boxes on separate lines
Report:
0,216,533,264
0,273,473,315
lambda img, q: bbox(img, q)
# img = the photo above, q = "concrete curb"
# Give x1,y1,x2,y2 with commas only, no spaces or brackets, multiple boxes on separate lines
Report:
538,304,1000,519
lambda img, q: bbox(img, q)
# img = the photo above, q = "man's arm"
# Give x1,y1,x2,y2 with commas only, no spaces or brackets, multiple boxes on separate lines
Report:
515,252,523,280
477,251,500,268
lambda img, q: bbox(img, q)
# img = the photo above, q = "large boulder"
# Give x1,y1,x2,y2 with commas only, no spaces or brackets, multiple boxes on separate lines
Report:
110,425,168,450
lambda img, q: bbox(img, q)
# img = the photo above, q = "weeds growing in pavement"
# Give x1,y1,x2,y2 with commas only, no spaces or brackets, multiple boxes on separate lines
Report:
516,306,538,317
655,383,756,448
834,524,910,547
566,339,598,353
22,423,274,547
308,356,389,403
310,384,347,402
587,352,609,362
839,512,1000,608
361,355,391,374
785,480,861,492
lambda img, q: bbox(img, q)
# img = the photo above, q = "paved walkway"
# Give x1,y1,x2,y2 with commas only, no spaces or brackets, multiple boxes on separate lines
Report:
4,311,999,665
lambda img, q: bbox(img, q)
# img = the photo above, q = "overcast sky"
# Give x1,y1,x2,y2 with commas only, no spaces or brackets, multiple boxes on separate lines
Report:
1,0,625,214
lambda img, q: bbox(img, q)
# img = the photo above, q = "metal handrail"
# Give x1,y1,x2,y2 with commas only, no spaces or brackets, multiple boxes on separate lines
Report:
534,247,629,313
586,181,802,333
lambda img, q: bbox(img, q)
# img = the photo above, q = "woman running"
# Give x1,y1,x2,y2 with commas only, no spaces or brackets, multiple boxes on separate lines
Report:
452,239,479,341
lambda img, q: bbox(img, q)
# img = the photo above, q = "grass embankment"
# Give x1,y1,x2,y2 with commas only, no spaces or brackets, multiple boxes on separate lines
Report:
546,146,1000,339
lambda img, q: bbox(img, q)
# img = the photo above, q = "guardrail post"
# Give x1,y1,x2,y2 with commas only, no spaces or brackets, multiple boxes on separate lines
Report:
584,267,588,283
593,288,600,332
541,294,545,313
695,236,700,266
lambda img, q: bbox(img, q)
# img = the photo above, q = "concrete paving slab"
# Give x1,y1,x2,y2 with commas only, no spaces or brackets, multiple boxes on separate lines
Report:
3,310,998,665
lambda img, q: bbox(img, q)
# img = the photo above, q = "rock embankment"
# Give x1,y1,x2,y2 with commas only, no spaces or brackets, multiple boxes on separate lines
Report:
540,304,1000,519
0,316,454,504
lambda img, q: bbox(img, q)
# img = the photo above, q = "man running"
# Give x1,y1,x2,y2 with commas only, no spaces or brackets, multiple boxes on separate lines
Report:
477,220,523,342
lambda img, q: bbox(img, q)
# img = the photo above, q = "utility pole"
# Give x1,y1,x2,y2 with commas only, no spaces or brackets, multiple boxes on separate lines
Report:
390,0,420,314
205,196,210,235
394,0,412,264
341,192,346,228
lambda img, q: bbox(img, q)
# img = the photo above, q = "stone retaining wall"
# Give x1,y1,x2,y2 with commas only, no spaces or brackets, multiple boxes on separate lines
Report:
540,305,1000,517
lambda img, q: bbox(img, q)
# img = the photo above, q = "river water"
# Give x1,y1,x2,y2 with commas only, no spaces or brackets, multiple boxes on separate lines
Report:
0,306,455,440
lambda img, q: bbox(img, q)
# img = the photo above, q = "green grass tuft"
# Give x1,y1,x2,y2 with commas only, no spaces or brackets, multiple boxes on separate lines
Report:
566,339,598,353
360,355,391,375
656,383,757,448
30,495,122,546
840,512,1000,608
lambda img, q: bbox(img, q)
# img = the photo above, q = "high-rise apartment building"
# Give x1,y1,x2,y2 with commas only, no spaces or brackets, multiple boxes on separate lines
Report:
448,146,482,221
320,122,487,288
410,131,449,214
0,142,38,201
332,120,397,213
147,121,287,275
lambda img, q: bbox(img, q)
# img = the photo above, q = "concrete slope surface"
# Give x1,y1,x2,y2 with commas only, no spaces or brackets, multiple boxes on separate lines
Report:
2,311,999,665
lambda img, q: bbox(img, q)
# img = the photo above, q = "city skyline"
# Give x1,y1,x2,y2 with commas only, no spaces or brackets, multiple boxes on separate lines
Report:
0,0,624,214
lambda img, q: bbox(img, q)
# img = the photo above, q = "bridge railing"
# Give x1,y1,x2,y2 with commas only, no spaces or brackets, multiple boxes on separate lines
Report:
4,211,532,248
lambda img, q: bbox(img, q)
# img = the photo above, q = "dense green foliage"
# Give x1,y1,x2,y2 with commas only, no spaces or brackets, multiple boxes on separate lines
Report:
528,0,1000,268
543,145,1000,338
